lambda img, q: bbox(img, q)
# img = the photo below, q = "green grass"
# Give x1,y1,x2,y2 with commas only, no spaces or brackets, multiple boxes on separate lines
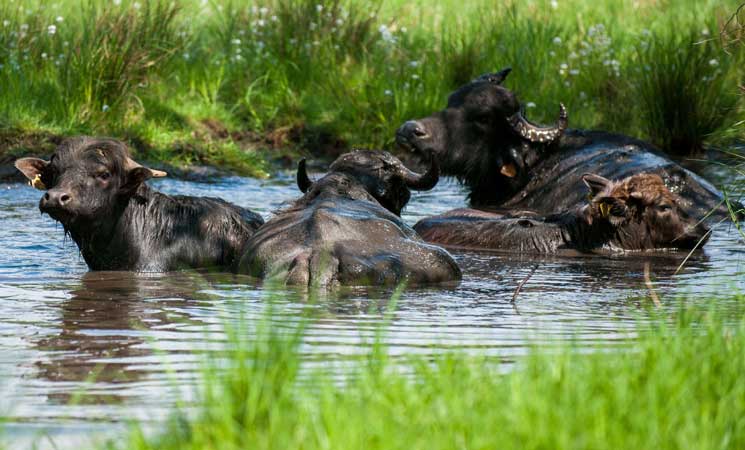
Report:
1,0,744,174
111,297,745,450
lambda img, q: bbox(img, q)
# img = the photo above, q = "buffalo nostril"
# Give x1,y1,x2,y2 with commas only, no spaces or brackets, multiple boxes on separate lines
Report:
402,120,428,139
44,193,51,201
59,194,71,205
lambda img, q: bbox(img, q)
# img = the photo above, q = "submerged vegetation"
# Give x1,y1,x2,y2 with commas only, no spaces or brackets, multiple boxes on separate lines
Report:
111,299,745,450
0,0,743,174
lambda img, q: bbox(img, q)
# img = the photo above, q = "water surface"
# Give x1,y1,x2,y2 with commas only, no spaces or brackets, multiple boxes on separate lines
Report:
0,167,743,448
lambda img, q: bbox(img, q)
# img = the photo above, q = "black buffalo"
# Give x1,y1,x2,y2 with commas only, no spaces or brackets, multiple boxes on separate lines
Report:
15,137,264,271
396,67,737,220
238,150,461,287
414,173,711,254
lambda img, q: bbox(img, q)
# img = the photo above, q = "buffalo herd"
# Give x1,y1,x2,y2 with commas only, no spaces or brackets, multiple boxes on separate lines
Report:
16,68,737,288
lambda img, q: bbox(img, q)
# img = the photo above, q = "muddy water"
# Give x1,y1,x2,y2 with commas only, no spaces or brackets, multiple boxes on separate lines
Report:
0,168,743,448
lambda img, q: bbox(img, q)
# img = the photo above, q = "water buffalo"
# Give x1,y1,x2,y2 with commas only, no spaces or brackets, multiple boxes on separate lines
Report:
414,173,711,254
396,67,737,220
15,137,264,271
238,150,461,287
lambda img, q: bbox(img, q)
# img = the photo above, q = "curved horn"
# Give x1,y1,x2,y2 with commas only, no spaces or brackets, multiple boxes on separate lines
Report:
296,159,313,193
509,103,568,144
399,157,439,191
124,157,167,178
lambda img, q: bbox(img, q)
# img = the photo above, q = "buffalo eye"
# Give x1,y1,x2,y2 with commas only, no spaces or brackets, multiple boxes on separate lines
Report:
656,204,673,213
97,170,112,181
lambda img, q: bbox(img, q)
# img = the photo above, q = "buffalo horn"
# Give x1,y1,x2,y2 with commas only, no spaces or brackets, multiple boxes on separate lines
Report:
509,103,568,144
400,157,439,191
296,159,314,193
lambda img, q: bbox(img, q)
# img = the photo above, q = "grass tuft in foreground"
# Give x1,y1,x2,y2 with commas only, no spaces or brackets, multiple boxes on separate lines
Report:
116,299,745,450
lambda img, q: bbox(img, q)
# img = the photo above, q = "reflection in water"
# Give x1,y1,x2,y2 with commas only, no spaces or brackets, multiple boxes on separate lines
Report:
32,272,223,402
0,168,742,448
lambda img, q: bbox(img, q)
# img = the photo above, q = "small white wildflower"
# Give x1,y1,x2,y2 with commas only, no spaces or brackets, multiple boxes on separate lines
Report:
238,29,245,36
552,36,562,45
289,38,297,45
3,20,10,27
564,80,571,87
333,44,340,50
579,91,587,99
231,38,241,45
708,58,718,67
47,24,56,35
102,104,110,112
550,0,558,9
409,60,419,68
549,50,556,57
256,41,265,49
335,18,343,26
252,6,258,14
701,28,710,37
55,16,63,22
569,69,579,76
312,40,320,46
560,63,568,70
113,0,121,5
316,4,323,12
400,26,407,33
641,28,651,36
526,102,536,108
63,40,69,46
20,23,28,32
257,19,265,27
271,15,278,22
183,52,190,60
411,74,419,80
309,22,316,30
378,24,395,43
41,52,48,59
384,89,393,96
133,2,141,10
259,6,269,15
569,51,578,59
403,82,410,89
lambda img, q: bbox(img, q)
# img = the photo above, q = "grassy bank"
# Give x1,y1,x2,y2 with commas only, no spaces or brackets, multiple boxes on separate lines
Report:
110,299,745,450
1,0,744,175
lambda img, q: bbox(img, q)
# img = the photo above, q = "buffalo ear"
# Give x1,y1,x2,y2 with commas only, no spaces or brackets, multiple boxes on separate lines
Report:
490,67,512,84
582,173,610,197
15,157,50,189
119,167,153,195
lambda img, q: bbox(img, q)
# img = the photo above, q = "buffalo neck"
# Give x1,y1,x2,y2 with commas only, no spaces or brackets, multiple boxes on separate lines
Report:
67,184,156,270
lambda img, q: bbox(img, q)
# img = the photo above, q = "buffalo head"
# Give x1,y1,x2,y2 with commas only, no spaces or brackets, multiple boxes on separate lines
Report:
296,150,438,216
395,67,566,204
582,173,710,250
15,137,166,230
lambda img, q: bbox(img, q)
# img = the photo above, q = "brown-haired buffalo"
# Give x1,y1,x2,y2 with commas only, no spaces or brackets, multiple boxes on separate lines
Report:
15,137,264,271
396,67,738,220
238,150,461,287
413,173,710,254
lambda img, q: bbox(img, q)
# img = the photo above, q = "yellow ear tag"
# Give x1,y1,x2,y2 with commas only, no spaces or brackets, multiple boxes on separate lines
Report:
500,163,517,178
30,174,46,190
598,202,610,218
